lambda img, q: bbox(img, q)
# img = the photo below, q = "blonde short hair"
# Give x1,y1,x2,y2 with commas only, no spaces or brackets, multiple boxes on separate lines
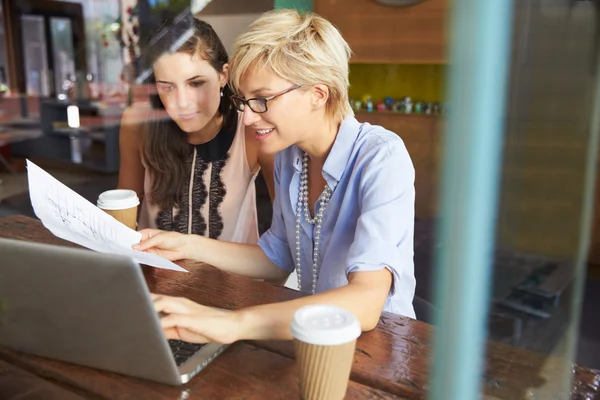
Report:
229,9,353,123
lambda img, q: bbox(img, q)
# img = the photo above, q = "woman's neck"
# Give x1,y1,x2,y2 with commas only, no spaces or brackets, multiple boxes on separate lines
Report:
187,113,224,145
297,116,340,166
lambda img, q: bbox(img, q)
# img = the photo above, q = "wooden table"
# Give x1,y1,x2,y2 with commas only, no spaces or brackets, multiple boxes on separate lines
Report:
0,215,598,400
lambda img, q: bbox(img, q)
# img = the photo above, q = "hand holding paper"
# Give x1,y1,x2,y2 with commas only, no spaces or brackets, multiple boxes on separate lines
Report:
26,160,187,272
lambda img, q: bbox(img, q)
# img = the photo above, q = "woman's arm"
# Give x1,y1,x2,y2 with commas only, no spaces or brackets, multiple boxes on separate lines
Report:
238,269,391,338
135,149,293,283
152,269,391,344
134,230,290,283
117,105,147,200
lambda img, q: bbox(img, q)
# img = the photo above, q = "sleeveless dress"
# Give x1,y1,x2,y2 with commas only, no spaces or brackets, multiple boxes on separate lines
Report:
138,113,259,244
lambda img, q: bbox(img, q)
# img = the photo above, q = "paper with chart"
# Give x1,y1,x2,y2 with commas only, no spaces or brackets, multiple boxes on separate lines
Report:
26,160,187,272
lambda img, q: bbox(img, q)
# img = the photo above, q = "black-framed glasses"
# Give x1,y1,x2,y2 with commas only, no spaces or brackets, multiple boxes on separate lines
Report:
230,85,301,113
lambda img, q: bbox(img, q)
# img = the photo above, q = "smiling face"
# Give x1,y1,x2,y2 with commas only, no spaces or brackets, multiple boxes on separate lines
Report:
153,52,227,134
237,65,315,154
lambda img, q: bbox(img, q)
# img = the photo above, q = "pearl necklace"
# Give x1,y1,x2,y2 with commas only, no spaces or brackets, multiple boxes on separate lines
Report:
295,152,336,294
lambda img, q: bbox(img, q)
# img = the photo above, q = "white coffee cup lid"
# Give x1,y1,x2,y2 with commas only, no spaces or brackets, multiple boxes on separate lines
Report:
97,189,140,210
290,304,361,346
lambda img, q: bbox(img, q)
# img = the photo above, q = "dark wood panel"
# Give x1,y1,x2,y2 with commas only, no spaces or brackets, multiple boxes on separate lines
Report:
198,0,273,15
498,1,595,260
317,0,446,13
315,0,448,63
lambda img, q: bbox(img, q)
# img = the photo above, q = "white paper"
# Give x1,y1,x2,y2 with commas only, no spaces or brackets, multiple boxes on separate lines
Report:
26,160,187,272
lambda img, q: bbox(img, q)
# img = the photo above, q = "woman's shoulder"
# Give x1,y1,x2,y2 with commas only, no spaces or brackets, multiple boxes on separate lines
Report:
121,102,153,127
350,120,413,174
357,119,403,143
124,101,153,114
355,120,407,154
119,103,153,155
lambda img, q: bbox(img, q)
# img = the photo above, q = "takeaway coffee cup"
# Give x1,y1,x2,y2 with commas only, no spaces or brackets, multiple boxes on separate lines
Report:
290,304,361,400
97,189,139,230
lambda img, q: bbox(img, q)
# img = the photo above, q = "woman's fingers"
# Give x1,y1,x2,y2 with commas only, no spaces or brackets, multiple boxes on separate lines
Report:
150,295,217,343
144,248,177,260
163,326,211,343
159,312,195,332
163,327,181,340
138,228,162,241
152,295,195,315
139,229,162,241
134,233,165,251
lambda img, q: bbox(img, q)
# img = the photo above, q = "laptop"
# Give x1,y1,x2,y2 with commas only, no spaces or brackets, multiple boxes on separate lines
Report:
0,238,228,385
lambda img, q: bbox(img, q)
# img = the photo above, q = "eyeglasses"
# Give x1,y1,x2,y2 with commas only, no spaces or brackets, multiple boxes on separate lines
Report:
230,85,301,113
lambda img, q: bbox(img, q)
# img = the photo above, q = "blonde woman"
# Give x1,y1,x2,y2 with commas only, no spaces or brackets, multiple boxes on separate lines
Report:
135,9,416,343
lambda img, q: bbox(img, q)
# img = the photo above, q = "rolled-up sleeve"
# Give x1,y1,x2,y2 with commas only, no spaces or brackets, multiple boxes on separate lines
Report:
346,139,415,303
258,154,295,273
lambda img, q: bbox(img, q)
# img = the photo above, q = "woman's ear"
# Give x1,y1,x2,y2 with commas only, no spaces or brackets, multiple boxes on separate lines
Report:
311,84,329,111
220,64,229,88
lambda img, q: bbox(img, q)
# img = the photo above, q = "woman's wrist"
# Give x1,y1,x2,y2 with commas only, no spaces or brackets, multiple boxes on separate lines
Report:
235,306,282,341
183,234,206,262
224,309,250,342
233,308,259,341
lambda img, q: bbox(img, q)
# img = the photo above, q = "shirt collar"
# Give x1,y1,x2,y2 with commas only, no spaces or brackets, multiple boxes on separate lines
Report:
292,146,303,172
323,117,360,184
291,116,361,188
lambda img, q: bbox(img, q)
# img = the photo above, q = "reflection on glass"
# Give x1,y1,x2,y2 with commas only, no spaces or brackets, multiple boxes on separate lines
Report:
21,15,49,96
431,0,600,398
488,2,598,397
50,17,76,100
0,4,9,90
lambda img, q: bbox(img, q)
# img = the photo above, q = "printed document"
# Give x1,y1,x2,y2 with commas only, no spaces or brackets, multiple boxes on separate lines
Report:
26,160,187,272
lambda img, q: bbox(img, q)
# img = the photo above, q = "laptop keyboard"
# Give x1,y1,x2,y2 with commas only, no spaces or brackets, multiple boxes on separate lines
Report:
168,339,206,366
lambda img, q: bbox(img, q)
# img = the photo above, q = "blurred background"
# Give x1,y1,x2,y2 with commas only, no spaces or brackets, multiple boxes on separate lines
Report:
0,0,597,398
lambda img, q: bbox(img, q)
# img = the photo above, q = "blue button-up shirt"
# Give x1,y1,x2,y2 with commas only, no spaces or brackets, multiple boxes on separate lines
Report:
258,117,416,318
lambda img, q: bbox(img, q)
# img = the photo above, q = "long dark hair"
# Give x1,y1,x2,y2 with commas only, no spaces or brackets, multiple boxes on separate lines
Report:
142,13,236,210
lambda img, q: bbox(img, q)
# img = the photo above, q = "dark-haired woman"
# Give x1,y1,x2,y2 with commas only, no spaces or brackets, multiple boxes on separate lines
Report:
118,14,274,244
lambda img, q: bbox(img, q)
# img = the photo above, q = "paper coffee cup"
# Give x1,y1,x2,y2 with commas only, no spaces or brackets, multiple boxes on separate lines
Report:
97,189,139,230
290,305,361,400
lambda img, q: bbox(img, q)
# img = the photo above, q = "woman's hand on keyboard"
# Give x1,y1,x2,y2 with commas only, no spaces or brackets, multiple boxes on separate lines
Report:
150,293,242,344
